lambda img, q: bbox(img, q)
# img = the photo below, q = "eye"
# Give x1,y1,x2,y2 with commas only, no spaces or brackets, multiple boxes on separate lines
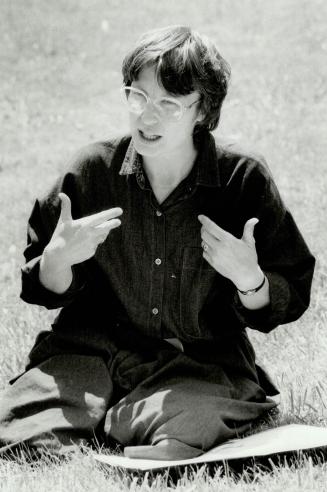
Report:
123,87,147,112
130,91,146,104
158,98,181,116
159,98,180,109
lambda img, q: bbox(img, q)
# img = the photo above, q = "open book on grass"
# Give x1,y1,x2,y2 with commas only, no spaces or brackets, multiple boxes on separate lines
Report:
94,424,327,471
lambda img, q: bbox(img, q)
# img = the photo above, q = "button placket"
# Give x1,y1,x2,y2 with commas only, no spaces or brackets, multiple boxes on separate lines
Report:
148,208,166,335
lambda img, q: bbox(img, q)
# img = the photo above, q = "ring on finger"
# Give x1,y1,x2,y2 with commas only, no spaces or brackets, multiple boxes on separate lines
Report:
201,241,209,252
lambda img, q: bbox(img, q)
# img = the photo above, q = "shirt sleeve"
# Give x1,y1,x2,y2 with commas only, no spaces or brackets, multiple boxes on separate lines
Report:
230,158,315,333
20,171,86,310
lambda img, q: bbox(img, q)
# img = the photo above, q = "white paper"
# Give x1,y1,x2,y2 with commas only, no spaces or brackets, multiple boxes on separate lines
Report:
94,424,327,471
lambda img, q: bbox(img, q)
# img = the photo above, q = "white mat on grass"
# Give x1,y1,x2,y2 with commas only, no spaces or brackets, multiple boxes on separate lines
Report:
94,424,327,471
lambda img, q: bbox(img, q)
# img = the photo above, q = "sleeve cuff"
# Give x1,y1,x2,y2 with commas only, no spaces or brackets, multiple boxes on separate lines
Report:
20,256,85,309
232,271,291,332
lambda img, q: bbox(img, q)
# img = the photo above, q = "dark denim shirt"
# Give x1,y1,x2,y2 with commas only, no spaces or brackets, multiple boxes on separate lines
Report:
21,131,315,345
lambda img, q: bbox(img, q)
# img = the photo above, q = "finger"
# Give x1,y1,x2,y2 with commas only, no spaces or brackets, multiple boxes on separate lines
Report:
202,250,214,269
201,240,209,253
96,233,110,245
242,218,259,245
58,193,72,223
94,218,121,232
198,215,231,241
77,207,123,228
93,219,121,243
201,228,219,249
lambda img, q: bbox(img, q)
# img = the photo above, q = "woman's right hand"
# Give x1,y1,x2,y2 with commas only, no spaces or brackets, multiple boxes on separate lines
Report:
39,192,123,293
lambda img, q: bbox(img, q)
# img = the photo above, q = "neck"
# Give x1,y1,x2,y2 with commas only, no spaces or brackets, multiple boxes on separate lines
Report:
143,144,197,189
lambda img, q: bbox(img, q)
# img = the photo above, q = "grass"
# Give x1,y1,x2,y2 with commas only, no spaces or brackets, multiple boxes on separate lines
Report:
0,0,327,489
1,449,327,491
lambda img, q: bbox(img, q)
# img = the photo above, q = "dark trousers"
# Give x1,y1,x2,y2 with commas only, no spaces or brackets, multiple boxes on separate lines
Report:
0,329,277,459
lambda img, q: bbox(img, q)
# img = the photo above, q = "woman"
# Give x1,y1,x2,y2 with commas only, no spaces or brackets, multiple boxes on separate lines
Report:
0,25,315,459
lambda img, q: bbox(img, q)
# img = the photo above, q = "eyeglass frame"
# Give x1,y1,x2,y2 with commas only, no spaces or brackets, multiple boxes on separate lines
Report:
120,85,201,121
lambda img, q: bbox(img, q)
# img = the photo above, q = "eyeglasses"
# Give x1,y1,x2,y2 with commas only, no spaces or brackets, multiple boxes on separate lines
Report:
120,86,200,121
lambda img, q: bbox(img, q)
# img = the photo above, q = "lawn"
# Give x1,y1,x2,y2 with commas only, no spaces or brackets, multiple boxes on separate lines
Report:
0,0,326,490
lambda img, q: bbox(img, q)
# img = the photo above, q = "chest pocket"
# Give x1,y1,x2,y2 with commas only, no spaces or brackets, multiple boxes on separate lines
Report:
179,247,217,340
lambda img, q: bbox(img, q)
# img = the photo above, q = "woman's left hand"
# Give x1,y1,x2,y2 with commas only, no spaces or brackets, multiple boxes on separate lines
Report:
198,215,264,291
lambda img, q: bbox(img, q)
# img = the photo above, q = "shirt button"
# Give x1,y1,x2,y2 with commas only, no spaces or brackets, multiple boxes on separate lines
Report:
156,210,162,217
152,307,159,315
155,258,162,265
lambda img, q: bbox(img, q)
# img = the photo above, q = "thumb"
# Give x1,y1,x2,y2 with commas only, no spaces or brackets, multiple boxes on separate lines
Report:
58,192,72,223
242,218,259,245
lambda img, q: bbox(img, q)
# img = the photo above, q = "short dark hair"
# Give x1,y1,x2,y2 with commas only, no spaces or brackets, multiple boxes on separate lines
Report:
122,25,231,133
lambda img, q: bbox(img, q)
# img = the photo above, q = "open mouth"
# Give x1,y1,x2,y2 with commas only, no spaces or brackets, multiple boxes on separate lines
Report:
138,130,162,142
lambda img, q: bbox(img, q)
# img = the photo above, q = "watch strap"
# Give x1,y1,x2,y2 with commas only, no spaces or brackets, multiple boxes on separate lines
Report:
237,275,266,296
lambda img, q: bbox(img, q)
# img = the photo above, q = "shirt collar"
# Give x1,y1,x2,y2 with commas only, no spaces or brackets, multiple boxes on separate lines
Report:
119,138,148,189
119,138,142,175
119,131,221,188
193,131,221,188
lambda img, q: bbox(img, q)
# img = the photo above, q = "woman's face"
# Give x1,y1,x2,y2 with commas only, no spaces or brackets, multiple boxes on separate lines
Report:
128,65,201,160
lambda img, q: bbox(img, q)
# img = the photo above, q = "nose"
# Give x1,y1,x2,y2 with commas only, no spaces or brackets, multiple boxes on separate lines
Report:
140,102,160,126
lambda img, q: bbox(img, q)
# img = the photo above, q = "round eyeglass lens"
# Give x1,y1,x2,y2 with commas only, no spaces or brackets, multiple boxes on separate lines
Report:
122,87,183,120
124,88,146,114
158,99,182,120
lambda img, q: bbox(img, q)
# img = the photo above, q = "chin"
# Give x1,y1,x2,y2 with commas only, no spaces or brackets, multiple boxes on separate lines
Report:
132,131,164,157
